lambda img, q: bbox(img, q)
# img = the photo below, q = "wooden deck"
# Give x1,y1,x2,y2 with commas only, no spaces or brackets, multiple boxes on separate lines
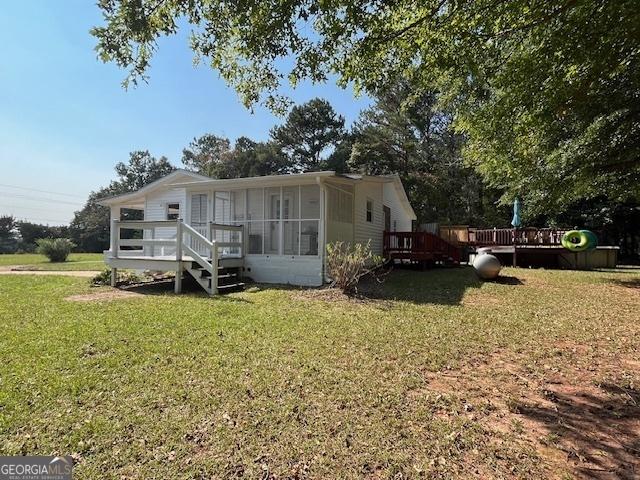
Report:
383,231,461,264
107,220,245,295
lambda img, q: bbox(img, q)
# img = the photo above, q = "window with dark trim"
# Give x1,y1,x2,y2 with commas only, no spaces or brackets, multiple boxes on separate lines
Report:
166,203,180,220
366,198,373,223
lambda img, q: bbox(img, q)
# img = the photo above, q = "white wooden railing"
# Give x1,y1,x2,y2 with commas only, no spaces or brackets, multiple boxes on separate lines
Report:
110,219,244,295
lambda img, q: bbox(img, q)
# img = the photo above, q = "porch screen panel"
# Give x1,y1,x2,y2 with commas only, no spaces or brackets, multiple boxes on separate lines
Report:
283,221,299,255
243,185,320,256
325,184,354,245
247,188,264,254
299,185,321,256
264,187,280,254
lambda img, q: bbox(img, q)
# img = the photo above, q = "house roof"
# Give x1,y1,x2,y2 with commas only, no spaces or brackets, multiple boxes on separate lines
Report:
96,169,211,207
98,169,416,220
168,170,336,189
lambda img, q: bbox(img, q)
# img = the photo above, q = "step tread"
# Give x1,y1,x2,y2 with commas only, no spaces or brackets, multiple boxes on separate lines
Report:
217,282,245,290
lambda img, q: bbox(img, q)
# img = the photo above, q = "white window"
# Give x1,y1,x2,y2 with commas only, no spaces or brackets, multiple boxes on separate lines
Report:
190,194,207,226
366,198,373,223
166,203,180,220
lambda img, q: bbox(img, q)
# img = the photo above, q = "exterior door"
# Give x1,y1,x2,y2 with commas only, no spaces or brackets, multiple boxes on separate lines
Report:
383,205,391,231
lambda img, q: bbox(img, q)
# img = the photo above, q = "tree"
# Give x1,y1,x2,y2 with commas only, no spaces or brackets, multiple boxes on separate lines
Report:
350,83,507,226
70,151,175,252
114,150,175,191
181,134,232,178
92,1,640,215
226,137,290,178
0,215,17,253
270,98,345,172
16,222,68,252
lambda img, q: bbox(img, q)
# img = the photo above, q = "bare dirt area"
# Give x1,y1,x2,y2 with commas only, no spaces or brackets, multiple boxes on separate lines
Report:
423,346,640,479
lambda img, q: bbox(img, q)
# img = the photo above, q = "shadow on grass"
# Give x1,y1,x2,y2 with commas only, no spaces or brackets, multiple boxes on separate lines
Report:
494,275,525,285
515,382,640,479
121,277,253,302
609,278,640,290
357,266,484,306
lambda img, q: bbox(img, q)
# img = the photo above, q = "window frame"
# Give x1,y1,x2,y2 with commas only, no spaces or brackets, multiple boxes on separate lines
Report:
165,202,181,221
366,198,373,223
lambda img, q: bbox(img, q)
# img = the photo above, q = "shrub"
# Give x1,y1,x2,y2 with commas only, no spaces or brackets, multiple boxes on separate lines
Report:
36,238,75,262
325,241,384,293
91,268,143,286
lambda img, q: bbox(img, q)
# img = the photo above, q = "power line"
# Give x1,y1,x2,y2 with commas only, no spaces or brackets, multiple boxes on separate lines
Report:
0,192,83,206
0,203,77,213
0,183,86,199
11,216,70,224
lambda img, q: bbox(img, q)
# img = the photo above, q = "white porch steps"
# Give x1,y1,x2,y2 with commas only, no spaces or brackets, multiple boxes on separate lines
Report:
184,260,245,295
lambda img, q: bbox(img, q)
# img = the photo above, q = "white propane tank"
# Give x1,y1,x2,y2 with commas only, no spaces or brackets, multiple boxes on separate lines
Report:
473,249,502,280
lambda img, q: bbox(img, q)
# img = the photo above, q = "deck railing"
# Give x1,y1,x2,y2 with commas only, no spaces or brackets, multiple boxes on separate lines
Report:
383,231,461,263
110,219,244,260
468,228,570,246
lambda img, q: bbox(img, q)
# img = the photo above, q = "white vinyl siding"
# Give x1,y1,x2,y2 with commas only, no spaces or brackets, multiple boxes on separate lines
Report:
383,182,413,232
354,181,384,255
144,187,186,256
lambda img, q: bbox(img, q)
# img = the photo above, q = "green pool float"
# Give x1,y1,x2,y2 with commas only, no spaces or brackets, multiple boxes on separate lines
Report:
561,230,597,252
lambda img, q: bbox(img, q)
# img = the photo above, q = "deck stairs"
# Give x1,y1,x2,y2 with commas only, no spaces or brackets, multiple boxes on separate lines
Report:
180,222,245,296
185,260,244,295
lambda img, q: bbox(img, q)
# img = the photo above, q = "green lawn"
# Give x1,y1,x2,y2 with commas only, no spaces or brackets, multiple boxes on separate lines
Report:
0,253,104,270
0,267,638,478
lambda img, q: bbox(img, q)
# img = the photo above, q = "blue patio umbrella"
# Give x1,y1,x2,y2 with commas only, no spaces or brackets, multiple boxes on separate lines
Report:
511,198,522,228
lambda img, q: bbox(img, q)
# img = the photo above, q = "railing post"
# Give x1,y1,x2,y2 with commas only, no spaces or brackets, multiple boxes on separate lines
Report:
150,227,155,257
110,219,119,259
175,219,183,294
210,240,218,296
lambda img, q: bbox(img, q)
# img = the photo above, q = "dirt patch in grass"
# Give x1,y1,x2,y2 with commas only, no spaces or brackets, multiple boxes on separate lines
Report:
422,346,640,479
65,289,146,302
292,286,392,307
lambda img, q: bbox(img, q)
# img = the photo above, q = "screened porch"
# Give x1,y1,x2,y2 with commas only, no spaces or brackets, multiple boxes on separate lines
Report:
186,184,324,258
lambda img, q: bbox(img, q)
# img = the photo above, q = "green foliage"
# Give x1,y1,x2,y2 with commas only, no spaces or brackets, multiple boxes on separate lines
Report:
223,137,289,178
182,135,289,178
350,83,508,226
114,150,175,191
181,134,232,178
91,267,142,286
92,0,640,216
16,222,69,252
0,215,18,254
270,98,346,172
36,238,76,262
70,151,175,252
325,241,384,293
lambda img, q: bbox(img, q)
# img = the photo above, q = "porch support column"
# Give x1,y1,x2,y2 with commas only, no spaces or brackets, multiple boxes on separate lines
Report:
109,206,120,288
317,177,327,284
175,219,183,294
109,206,121,255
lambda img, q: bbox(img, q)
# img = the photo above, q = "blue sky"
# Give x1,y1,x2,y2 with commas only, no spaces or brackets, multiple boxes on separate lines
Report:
0,1,370,225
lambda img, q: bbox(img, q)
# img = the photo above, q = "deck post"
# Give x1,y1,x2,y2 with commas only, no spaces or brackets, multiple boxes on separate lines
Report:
210,240,218,296
110,268,117,287
175,219,183,294
110,219,119,259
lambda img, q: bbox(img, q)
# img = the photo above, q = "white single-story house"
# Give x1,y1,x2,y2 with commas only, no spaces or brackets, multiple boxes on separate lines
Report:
98,170,416,294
